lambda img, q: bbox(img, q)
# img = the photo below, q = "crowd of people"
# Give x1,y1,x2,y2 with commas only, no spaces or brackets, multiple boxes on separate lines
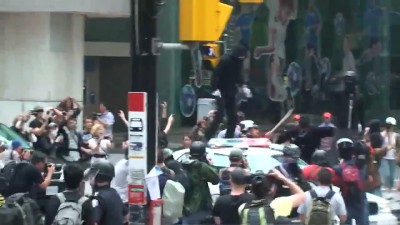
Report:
0,91,399,225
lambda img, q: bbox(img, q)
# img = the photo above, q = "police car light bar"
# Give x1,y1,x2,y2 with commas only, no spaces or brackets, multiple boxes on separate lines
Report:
208,138,271,148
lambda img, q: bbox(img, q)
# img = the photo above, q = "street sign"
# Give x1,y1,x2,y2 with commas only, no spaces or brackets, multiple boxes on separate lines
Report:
128,92,148,205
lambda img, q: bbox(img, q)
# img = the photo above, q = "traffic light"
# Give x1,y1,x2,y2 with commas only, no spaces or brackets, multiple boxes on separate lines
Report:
238,0,263,3
200,43,220,70
179,0,233,42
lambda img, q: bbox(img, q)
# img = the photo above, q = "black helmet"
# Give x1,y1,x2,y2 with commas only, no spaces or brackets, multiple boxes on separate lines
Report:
229,148,243,162
311,150,328,166
283,144,301,160
190,141,206,157
91,159,115,180
336,138,354,159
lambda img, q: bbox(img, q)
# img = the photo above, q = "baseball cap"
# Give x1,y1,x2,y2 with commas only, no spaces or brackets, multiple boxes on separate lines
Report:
323,112,332,119
230,168,247,185
293,114,301,121
11,140,22,150
229,149,243,161
385,117,397,126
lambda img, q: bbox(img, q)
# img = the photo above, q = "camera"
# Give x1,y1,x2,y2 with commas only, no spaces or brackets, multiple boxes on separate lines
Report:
92,112,102,119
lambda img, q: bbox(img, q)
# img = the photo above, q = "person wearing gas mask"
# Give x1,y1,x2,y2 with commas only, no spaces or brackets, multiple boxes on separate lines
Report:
89,159,128,225
209,45,252,139
333,138,369,225
181,141,220,225
219,149,250,195
274,144,311,219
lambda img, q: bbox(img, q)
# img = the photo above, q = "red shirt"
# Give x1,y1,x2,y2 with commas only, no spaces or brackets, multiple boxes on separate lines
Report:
302,165,337,183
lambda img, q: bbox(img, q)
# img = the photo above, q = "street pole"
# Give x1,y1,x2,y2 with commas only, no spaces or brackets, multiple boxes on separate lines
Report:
131,0,157,173
130,0,157,224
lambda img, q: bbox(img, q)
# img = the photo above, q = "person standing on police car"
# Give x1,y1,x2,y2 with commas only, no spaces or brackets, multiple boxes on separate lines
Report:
90,159,128,225
29,106,50,150
182,141,220,225
45,163,93,225
209,44,252,139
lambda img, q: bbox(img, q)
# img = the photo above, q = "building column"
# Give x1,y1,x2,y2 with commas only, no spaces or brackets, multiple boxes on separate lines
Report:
0,13,84,126
156,0,182,125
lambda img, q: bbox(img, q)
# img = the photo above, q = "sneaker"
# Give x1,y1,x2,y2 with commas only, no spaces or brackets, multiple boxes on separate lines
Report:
391,187,397,191
381,187,388,191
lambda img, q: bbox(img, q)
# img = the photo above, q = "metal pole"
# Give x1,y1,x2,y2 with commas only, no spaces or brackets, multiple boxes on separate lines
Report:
159,43,190,50
130,0,157,224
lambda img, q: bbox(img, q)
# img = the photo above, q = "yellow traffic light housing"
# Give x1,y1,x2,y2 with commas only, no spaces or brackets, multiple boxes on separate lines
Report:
200,43,221,70
179,0,233,42
238,0,263,3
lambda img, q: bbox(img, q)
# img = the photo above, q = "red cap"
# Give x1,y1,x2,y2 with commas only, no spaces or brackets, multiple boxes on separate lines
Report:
323,112,332,118
293,114,301,121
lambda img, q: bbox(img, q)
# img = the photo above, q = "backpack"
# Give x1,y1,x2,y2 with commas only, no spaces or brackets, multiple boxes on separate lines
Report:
306,190,335,225
1,161,29,194
53,193,88,225
162,180,185,219
219,168,232,195
240,199,275,225
0,193,43,225
340,162,363,201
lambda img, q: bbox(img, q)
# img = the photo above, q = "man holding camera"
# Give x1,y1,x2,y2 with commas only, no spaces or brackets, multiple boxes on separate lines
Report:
7,151,55,199
219,149,250,195
95,102,115,139
29,106,51,149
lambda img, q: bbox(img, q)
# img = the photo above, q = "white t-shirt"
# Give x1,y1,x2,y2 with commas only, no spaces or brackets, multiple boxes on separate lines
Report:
381,131,398,160
111,159,129,202
88,138,111,164
297,186,347,222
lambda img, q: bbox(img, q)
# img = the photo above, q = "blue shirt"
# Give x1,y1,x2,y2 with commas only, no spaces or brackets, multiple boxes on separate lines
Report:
99,111,115,137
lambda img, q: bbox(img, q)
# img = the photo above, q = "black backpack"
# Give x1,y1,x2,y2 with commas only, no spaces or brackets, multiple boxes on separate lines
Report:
1,161,29,195
0,193,43,225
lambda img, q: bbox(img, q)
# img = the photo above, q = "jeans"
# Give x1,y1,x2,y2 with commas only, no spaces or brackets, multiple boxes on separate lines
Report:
182,211,210,225
380,159,396,188
345,202,369,225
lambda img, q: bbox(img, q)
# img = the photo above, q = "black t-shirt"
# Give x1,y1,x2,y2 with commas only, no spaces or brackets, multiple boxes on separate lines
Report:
29,119,44,149
44,190,93,225
80,131,92,160
8,163,44,196
212,193,255,225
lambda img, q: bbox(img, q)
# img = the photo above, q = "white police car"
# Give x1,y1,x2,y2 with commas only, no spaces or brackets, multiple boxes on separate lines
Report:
173,138,397,225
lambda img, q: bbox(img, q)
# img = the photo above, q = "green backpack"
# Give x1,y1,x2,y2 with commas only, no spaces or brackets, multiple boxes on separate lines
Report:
240,199,275,225
306,190,335,225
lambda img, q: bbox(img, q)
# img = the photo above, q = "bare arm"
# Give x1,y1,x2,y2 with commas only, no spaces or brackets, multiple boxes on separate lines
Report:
213,217,221,225
163,115,174,134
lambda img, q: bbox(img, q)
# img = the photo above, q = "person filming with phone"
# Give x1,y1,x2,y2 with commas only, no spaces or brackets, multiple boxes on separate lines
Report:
7,151,55,199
